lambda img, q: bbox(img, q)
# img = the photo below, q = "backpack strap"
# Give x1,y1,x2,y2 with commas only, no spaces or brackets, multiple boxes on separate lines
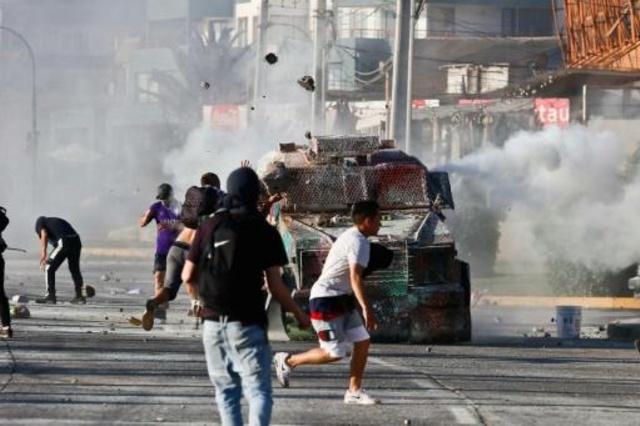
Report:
203,210,231,260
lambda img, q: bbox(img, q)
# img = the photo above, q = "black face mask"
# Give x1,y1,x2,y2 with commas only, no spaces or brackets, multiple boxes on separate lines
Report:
224,168,260,213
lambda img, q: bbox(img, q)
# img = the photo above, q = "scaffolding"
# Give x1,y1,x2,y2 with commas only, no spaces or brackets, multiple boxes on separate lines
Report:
554,0,640,70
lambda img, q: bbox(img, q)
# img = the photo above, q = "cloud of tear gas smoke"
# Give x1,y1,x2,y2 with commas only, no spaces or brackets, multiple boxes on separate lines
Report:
162,39,313,195
440,122,640,272
162,115,309,195
0,1,152,248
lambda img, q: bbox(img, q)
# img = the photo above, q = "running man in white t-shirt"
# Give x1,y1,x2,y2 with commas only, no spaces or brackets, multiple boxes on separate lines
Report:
273,200,382,405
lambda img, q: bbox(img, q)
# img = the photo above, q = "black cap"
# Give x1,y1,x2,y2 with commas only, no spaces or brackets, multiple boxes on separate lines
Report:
156,183,173,200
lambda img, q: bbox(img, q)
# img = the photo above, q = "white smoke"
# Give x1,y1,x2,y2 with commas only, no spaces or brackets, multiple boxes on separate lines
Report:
162,124,271,194
442,122,640,271
163,42,314,193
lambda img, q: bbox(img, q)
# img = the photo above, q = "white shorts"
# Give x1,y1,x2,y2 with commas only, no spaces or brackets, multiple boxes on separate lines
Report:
311,309,370,358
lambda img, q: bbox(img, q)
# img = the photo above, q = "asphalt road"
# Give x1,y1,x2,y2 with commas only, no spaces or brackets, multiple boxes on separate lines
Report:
1,252,640,425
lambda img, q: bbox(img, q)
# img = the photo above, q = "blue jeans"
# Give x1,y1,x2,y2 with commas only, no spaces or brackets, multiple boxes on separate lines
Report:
202,319,273,426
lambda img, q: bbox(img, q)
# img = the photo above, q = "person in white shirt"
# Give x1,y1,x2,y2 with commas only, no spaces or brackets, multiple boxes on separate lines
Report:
273,200,382,405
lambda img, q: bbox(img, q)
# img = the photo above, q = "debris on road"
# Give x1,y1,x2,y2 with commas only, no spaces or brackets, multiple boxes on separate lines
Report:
100,274,111,282
11,294,29,304
581,326,605,339
265,52,278,64
200,81,210,89
127,288,141,295
128,317,142,326
297,75,315,92
11,305,30,319
86,285,96,298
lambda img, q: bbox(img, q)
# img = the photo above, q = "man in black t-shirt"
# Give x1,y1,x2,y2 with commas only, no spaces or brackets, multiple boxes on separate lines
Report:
34,216,89,304
182,167,309,426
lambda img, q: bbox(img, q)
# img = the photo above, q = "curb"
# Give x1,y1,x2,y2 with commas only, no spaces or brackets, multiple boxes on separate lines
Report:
83,247,153,259
480,296,640,310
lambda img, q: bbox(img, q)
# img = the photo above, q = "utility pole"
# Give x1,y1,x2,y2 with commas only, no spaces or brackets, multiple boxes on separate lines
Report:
405,2,416,154
253,0,269,110
382,61,391,139
311,0,327,134
0,26,38,205
390,0,415,152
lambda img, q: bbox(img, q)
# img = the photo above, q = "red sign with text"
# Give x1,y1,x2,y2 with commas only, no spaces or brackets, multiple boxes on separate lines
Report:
203,105,242,131
535,98,570,127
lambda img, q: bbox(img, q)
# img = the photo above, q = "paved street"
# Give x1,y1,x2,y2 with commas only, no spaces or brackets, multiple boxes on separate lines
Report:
1,251,640,425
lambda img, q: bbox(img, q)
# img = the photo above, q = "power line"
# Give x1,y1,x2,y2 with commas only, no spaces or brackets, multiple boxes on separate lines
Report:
334,43,560,71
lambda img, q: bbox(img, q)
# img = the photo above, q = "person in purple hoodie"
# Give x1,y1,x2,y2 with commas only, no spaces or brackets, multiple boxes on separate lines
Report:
139,183,181,301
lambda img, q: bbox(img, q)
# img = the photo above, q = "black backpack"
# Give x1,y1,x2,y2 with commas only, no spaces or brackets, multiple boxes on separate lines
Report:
0,206,8,233
180,186,220,229
197,211,241,311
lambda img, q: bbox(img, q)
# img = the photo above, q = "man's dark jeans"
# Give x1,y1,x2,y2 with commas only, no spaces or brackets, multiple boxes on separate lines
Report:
45,236,83,296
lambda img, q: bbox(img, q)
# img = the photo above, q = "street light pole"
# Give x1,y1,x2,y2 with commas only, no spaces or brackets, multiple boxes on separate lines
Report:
390,0,415,152
0,26,38,192
253,0,269,110
311,0,327,134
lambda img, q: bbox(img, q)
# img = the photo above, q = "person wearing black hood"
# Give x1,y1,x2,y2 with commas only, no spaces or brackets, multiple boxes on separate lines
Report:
182,167,310,426
34,216,88,304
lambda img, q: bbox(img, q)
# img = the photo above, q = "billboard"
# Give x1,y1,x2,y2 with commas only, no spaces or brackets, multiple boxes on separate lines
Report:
412,99,440,109
203,105,246,131
535,98,570,127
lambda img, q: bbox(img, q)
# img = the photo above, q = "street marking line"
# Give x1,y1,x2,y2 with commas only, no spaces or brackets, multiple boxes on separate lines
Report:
0,421,208,425
449,406,480,425
370,357,440,390
0,340,17,393
370,356,485,425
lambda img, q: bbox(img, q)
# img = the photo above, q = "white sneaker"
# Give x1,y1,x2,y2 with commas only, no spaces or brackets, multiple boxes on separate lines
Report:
273,352,291,388
344,389,379,405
